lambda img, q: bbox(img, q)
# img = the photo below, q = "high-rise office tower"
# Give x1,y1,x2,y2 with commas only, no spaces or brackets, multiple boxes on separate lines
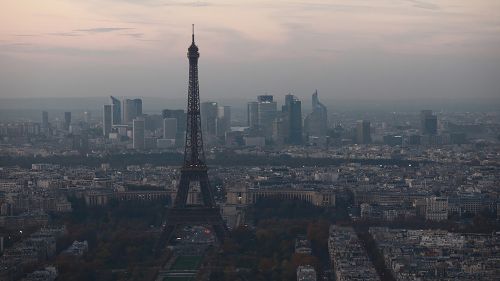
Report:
41,111,49,128
217,105,231,137
64,112,72,131
282,94,303,144
258,95,274,103
247,101,259,128
122,98,142,124
133,118,145,150
135,99,142,116
162,110,186,131
72,131,89,154
420,110,437,135
163,118,177,139
83,111,91,123
258,95,278,138
304,90,327,137
356,120,371,144
257,102,277,137
103,105,112,137
144,114,163,131
247,94,277,140
162,109,187,142
272,113,288,145
201,101,218,138
110,96,122,125
247,95,278,138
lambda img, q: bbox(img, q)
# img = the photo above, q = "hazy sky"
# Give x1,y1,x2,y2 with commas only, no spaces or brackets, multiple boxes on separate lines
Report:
1,0,499,102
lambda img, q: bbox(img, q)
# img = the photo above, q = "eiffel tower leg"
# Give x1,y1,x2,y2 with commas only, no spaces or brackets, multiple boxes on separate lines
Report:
174,173,190,207
198,172,227,242
155,224,177,256
212,223,226,243
199,173,215,207
163,224,177,243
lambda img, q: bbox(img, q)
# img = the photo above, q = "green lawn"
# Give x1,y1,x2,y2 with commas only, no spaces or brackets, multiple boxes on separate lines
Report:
170,256,202,270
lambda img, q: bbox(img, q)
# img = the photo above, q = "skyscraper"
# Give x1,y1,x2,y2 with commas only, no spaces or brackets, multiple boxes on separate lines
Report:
272,113,288,145
247,95,277,140
72,131,89,154
64,112,71,131
162,109,187,143
135,99,142,116
144,114,163,131
133,118,145,150
103,105,112,137
258,94,274,103
217,105,231,137
247,101,259,128
83,111,91,123
258,95,278,139
41,111,49,128
122,98,142,124
282,94,303,144
163,118,177,139
356,120,371,144
304,90,327,137
248,95,278,137
420,110,437,135
110,96,121,125
201,101,218,138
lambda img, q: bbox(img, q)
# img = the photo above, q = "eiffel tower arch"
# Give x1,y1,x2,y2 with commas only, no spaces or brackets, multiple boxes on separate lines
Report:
157,25,227,250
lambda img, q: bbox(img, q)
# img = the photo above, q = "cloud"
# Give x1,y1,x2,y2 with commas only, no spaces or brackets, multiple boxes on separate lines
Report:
161,1,212,7
103,0,213,7
289,2,379,12
48,32,81,37
138,39,160,42
120,33,144,38
75,27,133,33
0,42,130,57
0,42,33,53
0,42,33,49
203,27,243,37
407,0,440,10
13,34,38,37
315,48,342,54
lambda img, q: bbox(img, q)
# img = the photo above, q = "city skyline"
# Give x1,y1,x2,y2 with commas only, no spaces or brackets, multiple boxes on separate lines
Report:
1,4,500,281
1,1,500,101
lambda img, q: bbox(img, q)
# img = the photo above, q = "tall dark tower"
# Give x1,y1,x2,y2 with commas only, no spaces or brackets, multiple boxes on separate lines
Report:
157,26,227,249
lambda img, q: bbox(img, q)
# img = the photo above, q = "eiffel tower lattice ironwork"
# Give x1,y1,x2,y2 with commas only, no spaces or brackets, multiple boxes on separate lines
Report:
157,25,227,249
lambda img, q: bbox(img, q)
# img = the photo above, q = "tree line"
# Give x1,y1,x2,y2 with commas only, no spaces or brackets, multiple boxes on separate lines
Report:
1,151,426,169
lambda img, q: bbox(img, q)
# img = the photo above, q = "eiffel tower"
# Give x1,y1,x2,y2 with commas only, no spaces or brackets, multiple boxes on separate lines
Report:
157,25,227,249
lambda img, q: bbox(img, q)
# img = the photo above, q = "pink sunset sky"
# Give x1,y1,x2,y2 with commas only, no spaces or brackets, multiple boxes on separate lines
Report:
1,0,500,100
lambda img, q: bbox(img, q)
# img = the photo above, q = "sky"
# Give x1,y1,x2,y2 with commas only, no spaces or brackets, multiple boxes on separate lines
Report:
1,0,500,102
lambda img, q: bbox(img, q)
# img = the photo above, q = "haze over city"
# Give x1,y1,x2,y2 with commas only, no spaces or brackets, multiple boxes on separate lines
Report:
1,0,500,101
